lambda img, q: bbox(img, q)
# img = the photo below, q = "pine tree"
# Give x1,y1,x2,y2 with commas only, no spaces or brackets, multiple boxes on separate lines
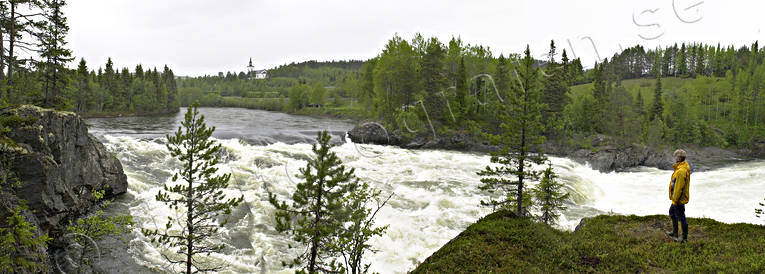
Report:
0,202,51,273
420,37,447,123
0,155,50,273
676,43,688,76
651,77,664,121
456,56,468,110
532,162,569,225
477,46,546,216
142,103,243,273
103,58,119,110
39,0,74,109
561,49,570,85
268,131,361,273
635,90,646,117
337,181,391,274
162,65,179,111
74,58,90,113
542,40,568,136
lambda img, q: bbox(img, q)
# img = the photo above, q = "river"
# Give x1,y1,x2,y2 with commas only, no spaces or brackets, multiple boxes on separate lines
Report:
84,107,765,274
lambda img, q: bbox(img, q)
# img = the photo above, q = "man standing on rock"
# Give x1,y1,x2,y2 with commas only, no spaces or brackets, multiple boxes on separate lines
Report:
666,149,691,243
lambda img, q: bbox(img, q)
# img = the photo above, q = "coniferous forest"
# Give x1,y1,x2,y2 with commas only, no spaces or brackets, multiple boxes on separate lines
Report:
0,0,179,116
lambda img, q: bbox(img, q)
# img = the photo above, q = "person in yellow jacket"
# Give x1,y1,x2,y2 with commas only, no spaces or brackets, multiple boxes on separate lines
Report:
665,149,691,243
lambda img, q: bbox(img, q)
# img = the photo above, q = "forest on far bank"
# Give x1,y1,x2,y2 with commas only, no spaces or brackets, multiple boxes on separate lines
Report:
178,34,765,149
0,1,180,116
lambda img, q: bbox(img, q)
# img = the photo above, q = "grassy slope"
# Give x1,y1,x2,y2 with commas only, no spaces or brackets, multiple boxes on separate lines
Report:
412,210,765,273
569,76,698,106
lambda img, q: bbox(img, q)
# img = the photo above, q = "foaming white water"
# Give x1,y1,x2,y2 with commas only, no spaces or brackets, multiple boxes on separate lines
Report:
100,135,765,273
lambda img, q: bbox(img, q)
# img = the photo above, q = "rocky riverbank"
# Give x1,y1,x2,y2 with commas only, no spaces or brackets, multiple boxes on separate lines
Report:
1,105,128,270
347,123,758,172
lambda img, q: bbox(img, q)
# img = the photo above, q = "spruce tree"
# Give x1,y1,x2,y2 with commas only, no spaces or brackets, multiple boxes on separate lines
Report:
142,103,243,273
635,90,646,117
74,58,90,113
39,0,74,109
542,40,569,136
651,77,664,121
269,131,384,273
456,56,468,111
478,46,546,216
532,162,569,225
420,37,447,123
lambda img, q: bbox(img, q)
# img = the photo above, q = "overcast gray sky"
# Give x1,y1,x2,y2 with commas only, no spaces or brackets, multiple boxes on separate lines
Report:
63,0,764,76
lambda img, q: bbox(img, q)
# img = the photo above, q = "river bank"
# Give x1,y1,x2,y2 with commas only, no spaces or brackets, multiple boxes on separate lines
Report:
79,109,179,118
80,102,762,172
346,122,762,172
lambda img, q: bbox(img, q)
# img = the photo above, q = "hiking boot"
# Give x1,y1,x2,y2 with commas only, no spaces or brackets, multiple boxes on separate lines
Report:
680,223,688,243
665,219,678,238
673,223,688,243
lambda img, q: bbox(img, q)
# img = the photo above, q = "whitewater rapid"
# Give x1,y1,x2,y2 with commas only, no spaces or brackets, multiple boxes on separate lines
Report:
97,133,765,274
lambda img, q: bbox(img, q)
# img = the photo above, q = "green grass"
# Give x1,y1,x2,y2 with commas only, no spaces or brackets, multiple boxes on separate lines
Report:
570,77,698,103
412,210,765,273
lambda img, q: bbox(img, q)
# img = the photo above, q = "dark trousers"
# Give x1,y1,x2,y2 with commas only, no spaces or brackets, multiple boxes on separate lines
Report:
669,204,687,225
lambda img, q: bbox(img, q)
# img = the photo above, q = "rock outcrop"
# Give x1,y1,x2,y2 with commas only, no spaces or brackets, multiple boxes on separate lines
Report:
348,124,750,172
1,105,128,235
347,122,497,152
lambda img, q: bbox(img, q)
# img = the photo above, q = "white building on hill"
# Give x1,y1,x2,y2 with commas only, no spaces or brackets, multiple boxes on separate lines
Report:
247,58,268,79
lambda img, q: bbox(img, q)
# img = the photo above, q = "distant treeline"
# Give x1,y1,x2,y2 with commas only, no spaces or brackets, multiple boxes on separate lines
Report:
177,60,360,110
0,1,179,116
601,42,761,80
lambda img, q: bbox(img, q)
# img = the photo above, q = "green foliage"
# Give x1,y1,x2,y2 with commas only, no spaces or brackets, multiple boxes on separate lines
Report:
373,35,419,125
413,211,765,273
336,182,391,274
651,77,664,121
542,40,570,136
288,83,311,111
62,189,133,273
0,151,49,274
756,196,764,220
605,84,639,145
142,103,243,273
531,163,570,225
310,82,327,106
268,131,388,274
477,46,547,216
0,201,51,274
395,108,425,138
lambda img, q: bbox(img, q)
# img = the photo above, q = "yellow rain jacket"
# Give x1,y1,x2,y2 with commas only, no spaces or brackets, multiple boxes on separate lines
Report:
668,160,691,205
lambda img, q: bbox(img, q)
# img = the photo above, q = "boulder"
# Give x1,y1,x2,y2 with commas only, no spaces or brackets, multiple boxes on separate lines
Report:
1,105,128,234
347,122,399,146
